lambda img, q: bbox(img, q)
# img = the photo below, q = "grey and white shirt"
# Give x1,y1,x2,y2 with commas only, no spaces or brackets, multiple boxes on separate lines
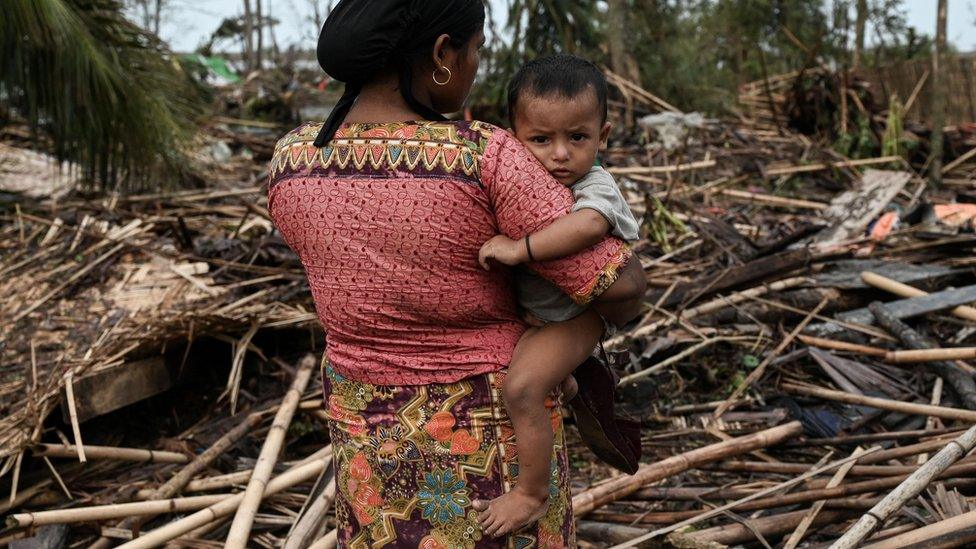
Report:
515,166,640,322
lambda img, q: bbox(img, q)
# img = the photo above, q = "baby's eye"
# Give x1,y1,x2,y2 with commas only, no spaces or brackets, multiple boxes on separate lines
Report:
530,136,549,144
570,133,588,142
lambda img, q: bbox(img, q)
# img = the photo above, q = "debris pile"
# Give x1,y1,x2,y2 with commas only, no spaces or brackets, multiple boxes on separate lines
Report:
1,67,976,547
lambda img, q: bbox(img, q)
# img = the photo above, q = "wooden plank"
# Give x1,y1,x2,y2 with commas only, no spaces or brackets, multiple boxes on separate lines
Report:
60,357,171,423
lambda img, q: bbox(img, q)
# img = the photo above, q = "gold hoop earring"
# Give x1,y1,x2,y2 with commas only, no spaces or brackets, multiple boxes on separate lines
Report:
433,66,452,86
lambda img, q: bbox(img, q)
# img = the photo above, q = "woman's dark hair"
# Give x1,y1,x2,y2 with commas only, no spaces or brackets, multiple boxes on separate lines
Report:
507,54,609,128
313,0,485,147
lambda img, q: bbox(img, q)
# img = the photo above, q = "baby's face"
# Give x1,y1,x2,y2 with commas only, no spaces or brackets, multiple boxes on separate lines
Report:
512,90,611,187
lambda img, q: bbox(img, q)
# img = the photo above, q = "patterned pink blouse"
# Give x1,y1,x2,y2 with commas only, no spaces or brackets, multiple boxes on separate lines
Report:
268,120,630,385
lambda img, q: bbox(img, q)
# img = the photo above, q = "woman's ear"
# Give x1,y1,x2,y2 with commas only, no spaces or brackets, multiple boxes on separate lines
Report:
431,34,453,70
599,122,612,150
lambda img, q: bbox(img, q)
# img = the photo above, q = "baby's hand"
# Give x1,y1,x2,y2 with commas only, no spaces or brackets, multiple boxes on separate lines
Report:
478,235,526,270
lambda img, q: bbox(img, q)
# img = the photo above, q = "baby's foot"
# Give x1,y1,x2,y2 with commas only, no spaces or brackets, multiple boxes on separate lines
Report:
559,375,579,404
473,488,549,538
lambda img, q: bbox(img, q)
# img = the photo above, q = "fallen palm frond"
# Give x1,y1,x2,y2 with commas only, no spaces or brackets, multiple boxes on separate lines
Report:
0,0,202,191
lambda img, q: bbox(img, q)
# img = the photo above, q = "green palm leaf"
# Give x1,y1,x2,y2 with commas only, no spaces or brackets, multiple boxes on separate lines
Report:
1,0,203,192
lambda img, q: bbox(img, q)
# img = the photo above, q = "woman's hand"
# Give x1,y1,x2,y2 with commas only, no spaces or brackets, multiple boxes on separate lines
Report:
478,235,527,270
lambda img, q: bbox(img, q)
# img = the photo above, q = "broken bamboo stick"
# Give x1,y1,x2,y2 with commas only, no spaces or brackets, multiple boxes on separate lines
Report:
31,443,187,464
797,334,888,357
7,494,231,527
887,347,976,362
282,461,337,549
828,424,976,548
572,421,802,516
719,188,828,210
671,509,854,546
306,529,338,549
224,353,316,549
861,507,976,548
782,382,976,422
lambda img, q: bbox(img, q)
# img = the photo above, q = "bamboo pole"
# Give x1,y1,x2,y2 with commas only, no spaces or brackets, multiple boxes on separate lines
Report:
887,347,976,363
32,443,187,463
115,455,328,549
613,464,976,523
595,496,878,524
783,382,976,422
306,530,338,549
762,156,904,177
719,189,828,210
137,471,252,498
572,421,802,516
224,353,316,549
672,509,854,546
283,462,336,549
828,425,976,548
797,334,888,357
788,427,960,448
861,507,976,548
862,271,976,322
135,445,333,498
7,494,231,527
609,449,875,548
709,457,976,478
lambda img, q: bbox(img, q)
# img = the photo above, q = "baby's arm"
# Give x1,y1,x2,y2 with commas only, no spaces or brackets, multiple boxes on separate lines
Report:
478,209,610,269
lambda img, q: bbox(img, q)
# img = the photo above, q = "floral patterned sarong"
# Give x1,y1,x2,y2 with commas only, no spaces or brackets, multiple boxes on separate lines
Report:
323,363,575,548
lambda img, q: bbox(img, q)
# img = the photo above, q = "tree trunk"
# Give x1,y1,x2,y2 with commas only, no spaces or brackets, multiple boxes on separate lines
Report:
242,0,254,73
152,0,162,36
607,0,634,128
929,0,948,185
853,0,867,69
254,0,263,71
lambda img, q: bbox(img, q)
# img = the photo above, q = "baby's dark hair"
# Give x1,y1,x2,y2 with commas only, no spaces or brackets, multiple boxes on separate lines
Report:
507,54,608,128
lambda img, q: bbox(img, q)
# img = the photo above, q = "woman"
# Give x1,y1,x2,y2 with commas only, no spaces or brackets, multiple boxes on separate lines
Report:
267,1,646,546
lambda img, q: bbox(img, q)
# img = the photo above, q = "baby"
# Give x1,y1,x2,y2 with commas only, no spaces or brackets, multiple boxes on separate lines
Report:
473,54,640,536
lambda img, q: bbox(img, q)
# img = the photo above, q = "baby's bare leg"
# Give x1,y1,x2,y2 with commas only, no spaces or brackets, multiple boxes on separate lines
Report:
475,310,604,537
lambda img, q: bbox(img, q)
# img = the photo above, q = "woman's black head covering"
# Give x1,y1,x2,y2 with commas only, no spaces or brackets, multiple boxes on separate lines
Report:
312,0,485,147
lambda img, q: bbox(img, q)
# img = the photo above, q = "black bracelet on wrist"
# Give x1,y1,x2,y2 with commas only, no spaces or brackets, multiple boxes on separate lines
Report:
525,235,536,262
